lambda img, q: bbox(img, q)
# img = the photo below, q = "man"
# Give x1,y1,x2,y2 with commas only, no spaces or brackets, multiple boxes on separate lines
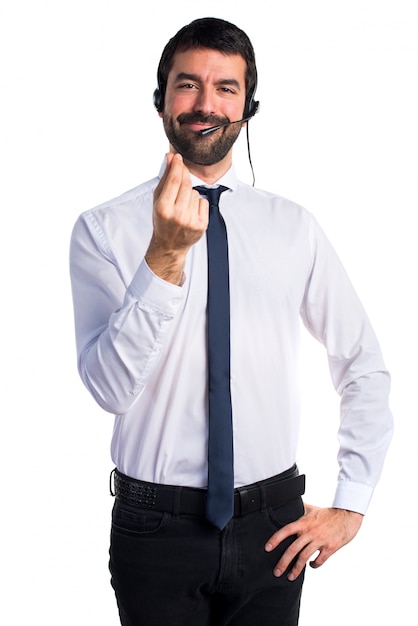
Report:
70,17,393,626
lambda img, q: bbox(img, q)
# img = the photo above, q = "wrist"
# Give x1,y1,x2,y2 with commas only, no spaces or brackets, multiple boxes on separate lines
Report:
145,238,187,285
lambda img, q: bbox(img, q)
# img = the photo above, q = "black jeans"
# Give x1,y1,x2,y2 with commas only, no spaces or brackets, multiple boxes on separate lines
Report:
109,495,305,625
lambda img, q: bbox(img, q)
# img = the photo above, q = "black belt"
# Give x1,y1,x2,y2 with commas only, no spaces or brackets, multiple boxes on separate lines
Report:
111,466,305,517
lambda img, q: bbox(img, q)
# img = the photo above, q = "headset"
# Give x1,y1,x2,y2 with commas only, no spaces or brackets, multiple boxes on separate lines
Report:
153,64,260,184
153,73,259,121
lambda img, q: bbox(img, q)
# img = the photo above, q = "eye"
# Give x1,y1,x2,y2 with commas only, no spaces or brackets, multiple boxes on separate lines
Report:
179,83,198,90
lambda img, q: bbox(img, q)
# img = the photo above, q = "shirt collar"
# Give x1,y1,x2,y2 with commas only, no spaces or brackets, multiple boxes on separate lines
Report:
157,158,238,192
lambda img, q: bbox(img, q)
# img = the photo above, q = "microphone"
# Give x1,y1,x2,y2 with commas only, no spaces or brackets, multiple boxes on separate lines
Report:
199,115,253,136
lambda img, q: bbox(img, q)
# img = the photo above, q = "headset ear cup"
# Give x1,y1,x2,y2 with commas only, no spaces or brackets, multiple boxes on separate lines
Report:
244,71,259,119
153,88,163,112
244,97,260,120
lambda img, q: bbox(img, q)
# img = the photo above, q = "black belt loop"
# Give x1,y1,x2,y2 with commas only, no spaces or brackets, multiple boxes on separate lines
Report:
172,486,182,517
237,488,248,515
259,481,267,511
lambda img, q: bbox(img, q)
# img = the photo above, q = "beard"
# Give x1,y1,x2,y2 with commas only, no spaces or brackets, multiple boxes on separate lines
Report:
162,112,242,166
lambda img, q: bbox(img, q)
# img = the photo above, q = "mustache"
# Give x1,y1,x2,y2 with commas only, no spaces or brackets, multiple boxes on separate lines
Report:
177,112,230,126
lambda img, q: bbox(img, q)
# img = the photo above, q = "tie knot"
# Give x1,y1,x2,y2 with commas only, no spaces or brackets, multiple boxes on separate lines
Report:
194,185,228,207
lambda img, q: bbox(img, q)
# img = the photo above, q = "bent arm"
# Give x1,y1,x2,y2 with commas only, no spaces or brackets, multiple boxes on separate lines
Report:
69,154,208,415
70,216,183,414
300,216,393,512
265,216,393,580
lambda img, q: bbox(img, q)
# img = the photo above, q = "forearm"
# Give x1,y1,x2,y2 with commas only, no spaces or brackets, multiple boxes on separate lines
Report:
301,216,393,512
79,281,178,414
145,234,187,286
71,220,183,414
333,369,393,513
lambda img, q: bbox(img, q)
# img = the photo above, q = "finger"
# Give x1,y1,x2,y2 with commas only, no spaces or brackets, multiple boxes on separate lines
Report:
274,536,322,581
286,546,315,581
271,534,310,578
154,153,175,200
265,521,300,552
287,546,331,580
309,557,321,569
282,539,335,580
198,196,209,229
174,168,209,231
173,160,194,211
309,548,331,569
155,154,185,209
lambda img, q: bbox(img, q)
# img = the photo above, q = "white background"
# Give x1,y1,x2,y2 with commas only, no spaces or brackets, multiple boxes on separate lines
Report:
1,1,417,623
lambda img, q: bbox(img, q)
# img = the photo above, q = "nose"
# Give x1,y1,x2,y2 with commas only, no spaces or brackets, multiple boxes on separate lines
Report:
192,87,215,115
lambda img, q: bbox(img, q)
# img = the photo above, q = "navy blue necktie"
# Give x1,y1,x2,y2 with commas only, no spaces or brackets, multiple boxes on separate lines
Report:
195,185,234,530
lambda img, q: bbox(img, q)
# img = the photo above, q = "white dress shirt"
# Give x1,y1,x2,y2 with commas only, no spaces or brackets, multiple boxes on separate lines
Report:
70,161,393,514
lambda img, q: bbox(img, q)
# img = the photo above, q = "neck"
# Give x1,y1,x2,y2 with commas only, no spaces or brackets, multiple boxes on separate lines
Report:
169,146,232,185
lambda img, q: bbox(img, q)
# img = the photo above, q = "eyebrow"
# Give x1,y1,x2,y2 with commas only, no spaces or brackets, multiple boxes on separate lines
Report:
173,72,242,91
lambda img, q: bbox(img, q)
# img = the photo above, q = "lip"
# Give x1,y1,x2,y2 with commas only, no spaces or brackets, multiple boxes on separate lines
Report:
183,121,215,132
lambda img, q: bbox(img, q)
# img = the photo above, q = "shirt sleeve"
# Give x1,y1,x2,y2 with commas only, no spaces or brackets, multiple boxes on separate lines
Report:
69,211,184,415
300,216,393,514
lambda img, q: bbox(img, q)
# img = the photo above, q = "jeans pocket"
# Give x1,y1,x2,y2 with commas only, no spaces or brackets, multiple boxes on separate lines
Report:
111,499,169,536
267,497,305,530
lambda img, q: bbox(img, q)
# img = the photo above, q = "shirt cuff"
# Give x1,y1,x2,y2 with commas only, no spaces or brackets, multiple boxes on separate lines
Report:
332,480,374,515
127,259,184,316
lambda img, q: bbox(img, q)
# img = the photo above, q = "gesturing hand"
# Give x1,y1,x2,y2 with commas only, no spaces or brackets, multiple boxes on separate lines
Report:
265,505,363,581
146,153,209,284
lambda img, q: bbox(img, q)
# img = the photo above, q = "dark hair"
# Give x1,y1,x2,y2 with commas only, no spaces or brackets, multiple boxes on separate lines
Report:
154,17,258,113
